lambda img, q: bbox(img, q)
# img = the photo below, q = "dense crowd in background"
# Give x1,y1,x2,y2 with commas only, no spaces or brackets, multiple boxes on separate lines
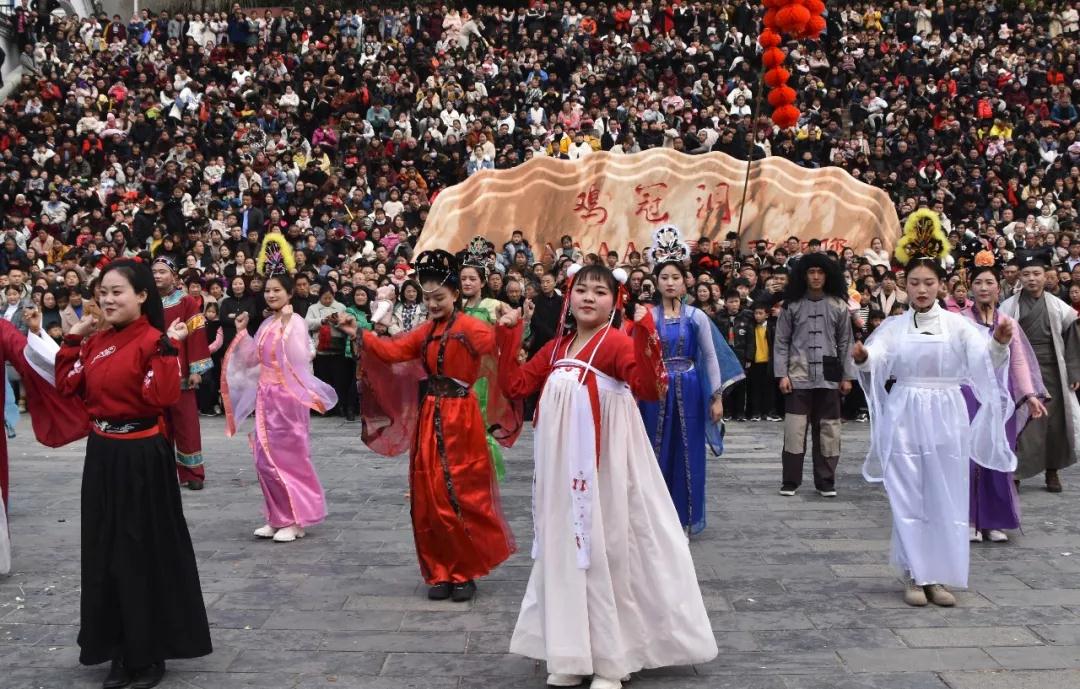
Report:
0,0,1079,421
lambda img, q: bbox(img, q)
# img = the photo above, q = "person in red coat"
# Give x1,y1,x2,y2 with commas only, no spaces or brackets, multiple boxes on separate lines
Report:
339,249,515,603
54,259,211,688
152,257,213,489
0,311,90,575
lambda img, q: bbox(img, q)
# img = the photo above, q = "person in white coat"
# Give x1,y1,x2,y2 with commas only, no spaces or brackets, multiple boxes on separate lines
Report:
855,257,1016,608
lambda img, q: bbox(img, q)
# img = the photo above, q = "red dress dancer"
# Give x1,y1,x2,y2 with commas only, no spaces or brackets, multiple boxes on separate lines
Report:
353,249,516,602
0,317,89,573
155,258,213,488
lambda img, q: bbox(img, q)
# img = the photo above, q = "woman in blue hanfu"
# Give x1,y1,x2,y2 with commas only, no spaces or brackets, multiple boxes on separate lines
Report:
639,225,745,535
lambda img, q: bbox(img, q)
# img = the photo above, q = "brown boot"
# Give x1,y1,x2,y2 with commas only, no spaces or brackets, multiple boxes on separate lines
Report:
924,584,956,607
903,581,928,607
1046,469,1063,493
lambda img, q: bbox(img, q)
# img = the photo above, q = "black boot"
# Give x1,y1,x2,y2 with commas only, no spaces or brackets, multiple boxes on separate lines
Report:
130,662,166,689
451,580,477,602
428,582,452,600
102,659,131,689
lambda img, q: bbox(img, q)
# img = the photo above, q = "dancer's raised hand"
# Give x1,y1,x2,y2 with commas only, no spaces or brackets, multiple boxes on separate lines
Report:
852,341,868,364
167,318,189,342
337,313,358,338
993,318,1013,345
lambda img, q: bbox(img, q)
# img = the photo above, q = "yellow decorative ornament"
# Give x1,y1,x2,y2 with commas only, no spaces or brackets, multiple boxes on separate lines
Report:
894,208,950,265
256,231,296,277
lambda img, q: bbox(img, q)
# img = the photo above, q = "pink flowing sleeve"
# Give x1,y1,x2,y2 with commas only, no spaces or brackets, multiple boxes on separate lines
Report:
221,326,260,437
1006,313,1049,435
277,313,338,415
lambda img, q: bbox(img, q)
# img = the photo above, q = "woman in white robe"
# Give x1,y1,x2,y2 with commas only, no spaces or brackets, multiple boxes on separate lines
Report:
495,265,716,689
855,258,1016,607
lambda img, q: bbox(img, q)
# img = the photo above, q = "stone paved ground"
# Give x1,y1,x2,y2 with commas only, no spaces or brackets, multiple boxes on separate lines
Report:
2,417,1080,688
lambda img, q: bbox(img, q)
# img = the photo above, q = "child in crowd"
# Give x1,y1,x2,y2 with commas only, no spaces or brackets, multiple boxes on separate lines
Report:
714,290,751,420
744,302,779,421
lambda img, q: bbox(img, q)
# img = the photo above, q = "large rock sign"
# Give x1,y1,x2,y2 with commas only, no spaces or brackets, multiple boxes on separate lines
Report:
416,148,900,257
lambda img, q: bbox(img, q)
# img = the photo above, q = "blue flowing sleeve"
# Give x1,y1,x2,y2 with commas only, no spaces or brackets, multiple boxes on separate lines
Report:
3,375,18,433
690,307,746,455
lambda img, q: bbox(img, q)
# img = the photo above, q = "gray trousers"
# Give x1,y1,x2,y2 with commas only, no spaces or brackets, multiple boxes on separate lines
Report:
781,387,842,490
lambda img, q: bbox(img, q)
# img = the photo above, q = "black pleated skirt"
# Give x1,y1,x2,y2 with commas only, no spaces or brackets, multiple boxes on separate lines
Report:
78,431,213,667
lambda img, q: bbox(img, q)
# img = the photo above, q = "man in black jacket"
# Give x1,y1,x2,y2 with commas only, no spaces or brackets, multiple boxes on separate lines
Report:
714,290,752,421
529,271,562,357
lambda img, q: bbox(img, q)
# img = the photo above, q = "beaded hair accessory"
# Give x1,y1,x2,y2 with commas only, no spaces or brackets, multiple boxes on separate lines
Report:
646,224,691,267
415,249,460,293
153,255,177,272
461,235,497,277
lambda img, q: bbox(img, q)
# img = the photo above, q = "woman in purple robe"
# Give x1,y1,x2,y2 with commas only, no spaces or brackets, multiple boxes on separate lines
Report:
962,263,1048,543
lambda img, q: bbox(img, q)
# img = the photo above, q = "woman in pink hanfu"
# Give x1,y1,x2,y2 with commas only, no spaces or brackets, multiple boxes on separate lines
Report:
221,273,337,543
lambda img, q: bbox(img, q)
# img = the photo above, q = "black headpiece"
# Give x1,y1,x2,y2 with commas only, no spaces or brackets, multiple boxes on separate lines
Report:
415,250,461,293
1008,249,1052,271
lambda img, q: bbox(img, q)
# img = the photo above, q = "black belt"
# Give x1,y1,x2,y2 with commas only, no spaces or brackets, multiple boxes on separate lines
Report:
425,376,470,398
91,417,162,439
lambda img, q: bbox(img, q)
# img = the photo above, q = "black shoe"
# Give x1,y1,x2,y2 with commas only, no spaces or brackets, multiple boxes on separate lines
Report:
129,662,165,689
102,660,131,689
345,410,356,421
428,582,452,600
451,580,477,602
185,480,204,491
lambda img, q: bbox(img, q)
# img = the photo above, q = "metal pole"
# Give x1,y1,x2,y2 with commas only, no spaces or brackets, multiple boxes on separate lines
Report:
734,73,767,252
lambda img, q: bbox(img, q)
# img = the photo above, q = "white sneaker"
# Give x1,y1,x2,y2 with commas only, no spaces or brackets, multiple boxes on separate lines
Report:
987,529,1009,543
590,677,623,689
779,486,797,496
818,488,837,498
253,524,276,539
546,674,584,687
969,527,983,543
272,525,306,542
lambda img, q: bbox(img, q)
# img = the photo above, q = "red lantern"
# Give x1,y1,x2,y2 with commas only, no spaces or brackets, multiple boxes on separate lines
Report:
805,0,826,14
762,47,786,69
763,9,778,30
762,0,784,7
767,86,797,107
764,67,791,88
776,4,811,34
771,105,801,129
758,28,782,49
805,15,827,38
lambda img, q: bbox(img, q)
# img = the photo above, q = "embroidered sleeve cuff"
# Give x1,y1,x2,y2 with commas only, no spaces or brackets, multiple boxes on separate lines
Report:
189,358,214,374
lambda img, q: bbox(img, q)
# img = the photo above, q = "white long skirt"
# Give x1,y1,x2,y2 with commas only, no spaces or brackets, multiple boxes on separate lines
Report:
883,383,970,587
510,368,717,678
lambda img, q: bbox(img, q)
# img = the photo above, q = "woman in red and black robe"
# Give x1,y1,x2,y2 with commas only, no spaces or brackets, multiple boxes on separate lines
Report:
54,259,211,688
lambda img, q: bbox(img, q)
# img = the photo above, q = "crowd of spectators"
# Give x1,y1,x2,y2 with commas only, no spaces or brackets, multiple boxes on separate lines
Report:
0,1,1079,418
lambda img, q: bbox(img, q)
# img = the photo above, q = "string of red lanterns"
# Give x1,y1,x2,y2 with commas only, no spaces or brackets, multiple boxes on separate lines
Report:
759,0,827,129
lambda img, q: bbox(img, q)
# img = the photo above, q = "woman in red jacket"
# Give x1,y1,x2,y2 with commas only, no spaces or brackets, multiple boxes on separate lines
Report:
55,259,211,689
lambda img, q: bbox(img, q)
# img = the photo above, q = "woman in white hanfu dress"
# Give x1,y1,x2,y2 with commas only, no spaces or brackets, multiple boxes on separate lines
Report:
495,264,717,689
854,258,1017,608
